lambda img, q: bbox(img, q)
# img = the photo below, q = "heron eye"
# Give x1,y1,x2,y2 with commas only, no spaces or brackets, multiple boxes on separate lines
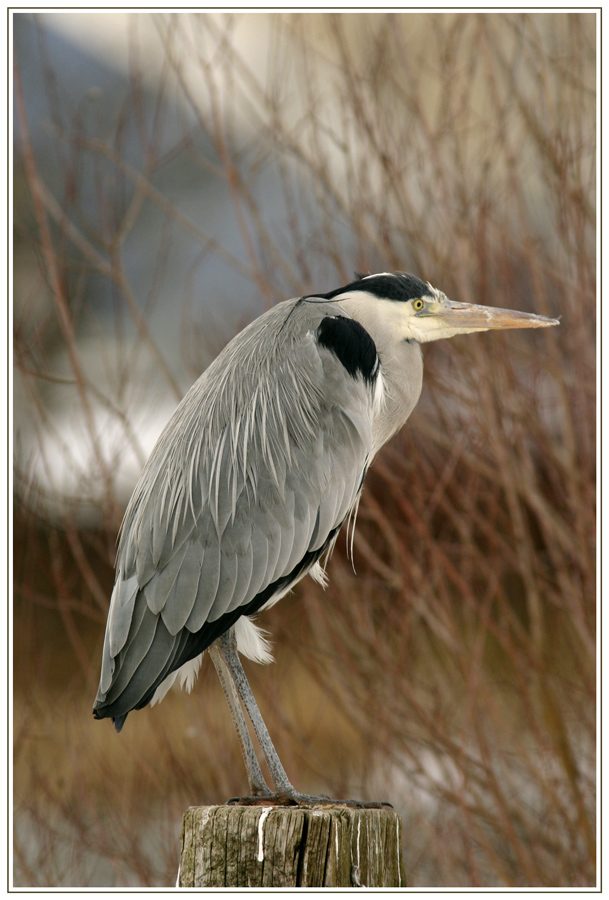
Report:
413,299,424,311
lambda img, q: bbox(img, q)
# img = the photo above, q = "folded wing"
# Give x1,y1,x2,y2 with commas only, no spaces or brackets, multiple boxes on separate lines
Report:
93,300,379,725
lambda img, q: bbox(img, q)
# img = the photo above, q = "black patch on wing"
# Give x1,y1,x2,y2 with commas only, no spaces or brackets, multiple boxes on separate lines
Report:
309,271,431,303
316,316,378,386
93,524,343,729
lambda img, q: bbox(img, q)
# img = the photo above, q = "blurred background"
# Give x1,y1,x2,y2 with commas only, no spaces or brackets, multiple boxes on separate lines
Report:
12,11,596,887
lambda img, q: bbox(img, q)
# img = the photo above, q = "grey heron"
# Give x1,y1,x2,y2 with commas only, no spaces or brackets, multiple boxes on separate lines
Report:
93,272,558,805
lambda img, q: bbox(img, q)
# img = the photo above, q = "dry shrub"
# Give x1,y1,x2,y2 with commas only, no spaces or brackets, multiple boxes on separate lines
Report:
13,12,595,887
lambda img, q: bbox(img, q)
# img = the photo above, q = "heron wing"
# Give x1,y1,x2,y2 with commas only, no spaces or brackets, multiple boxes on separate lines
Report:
94,300,378,719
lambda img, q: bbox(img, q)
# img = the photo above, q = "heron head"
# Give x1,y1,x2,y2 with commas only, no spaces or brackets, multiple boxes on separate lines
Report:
320,272,559,343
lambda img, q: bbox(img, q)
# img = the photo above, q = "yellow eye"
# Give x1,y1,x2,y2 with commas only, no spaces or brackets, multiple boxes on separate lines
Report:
413,299,424,311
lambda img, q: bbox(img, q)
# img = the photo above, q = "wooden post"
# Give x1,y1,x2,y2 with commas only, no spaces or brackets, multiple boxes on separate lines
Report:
178,804,406,888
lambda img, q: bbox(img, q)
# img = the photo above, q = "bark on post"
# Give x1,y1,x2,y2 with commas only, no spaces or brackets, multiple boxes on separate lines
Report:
178,804,406,888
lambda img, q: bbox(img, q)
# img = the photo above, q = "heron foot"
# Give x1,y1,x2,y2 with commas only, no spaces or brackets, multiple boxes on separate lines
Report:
227,794,277,806
301,797,393,810
226,791,393,809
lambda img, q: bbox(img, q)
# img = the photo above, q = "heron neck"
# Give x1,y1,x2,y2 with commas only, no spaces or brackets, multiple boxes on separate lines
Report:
337,294,423,455
372,338,423,455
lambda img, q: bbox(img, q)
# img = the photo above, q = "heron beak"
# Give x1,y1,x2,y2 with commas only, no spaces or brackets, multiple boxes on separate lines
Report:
433,299,559,333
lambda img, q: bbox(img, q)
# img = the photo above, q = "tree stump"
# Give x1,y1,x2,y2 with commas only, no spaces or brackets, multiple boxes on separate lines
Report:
178,804,406,887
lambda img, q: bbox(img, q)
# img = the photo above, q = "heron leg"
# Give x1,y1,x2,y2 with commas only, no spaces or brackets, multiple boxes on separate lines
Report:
214,630,392,809
215,629,295,795
208,641,272,798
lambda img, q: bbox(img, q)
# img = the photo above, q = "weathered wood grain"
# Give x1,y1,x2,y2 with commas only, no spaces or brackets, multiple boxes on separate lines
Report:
179,804,406,887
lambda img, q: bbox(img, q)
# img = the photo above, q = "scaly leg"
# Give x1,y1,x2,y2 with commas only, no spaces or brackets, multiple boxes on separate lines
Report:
208,640,272,799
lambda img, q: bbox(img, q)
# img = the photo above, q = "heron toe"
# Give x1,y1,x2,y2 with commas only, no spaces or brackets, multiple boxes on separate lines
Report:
227,790,392,808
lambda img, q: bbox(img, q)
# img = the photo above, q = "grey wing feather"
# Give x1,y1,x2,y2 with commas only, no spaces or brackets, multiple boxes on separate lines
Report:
102,610,159,707
237,524,270,607
160,540,205,635
98,592,156,702
222,539,254,615
95,299,377,716
144,540,190,615
184,540,223,631
107,574,139,658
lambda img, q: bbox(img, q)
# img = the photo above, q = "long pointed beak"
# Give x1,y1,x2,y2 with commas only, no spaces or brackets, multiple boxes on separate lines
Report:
435,300,559,332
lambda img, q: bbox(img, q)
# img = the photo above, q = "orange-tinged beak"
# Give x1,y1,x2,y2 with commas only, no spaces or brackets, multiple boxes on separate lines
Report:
432,299,559,332
412,294,560,343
